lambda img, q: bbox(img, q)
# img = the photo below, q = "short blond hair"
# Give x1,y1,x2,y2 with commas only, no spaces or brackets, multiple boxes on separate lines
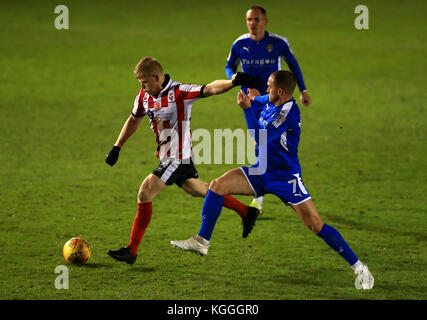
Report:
134,57,163,79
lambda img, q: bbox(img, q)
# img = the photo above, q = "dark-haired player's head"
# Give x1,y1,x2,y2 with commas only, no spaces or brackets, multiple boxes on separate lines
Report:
134,57,165,96
249,5,266,15
267,70,297,105
246,5,268,40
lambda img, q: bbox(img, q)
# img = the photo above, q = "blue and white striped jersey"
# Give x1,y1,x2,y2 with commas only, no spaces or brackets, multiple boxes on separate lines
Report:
243,95,302,175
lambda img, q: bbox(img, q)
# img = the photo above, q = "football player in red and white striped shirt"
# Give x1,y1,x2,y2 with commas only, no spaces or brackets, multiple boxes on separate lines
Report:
105,57,259,264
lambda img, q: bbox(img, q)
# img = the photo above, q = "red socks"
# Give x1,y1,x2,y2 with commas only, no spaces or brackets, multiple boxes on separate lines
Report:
126,196,247,256
222,195,248,218
127,202,152,256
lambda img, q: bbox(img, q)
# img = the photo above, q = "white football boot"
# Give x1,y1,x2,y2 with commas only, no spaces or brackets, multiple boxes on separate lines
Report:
170,236,209,256
353,261,374,290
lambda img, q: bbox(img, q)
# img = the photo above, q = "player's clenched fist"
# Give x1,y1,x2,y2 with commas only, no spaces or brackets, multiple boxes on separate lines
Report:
300,91,312,107
232,72,257,87
105,145,121,166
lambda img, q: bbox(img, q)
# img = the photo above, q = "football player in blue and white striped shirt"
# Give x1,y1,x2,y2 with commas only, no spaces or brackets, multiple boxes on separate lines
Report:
171,71,374,290
225,5,312,214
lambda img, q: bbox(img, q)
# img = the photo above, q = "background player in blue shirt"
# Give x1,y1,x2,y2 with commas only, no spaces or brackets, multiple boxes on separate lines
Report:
226,5,312,212
171,71,374,290
226,6,311,104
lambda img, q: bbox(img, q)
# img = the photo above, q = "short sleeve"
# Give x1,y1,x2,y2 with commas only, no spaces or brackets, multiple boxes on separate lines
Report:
131,89,146,118
177,84,205,102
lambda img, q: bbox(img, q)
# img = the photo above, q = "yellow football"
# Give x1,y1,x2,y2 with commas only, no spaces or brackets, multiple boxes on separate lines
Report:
63,237,91,265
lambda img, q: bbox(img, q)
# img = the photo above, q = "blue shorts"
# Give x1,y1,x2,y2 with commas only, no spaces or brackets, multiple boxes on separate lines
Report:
240,166,311,206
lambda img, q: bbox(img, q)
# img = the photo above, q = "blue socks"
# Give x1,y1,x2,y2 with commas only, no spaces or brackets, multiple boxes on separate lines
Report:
198,191,359,268
317,224,359,266
198,190,224,241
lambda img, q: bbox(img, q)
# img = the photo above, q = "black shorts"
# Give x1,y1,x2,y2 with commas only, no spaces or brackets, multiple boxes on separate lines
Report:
152,158,199,187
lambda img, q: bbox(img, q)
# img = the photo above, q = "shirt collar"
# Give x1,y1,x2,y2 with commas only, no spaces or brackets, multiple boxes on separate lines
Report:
270,97,295,109
256,31,269,42
157,74,172,96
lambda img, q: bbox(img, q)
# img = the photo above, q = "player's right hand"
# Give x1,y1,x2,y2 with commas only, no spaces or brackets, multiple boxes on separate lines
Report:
105,146,121,166
237,90,251,109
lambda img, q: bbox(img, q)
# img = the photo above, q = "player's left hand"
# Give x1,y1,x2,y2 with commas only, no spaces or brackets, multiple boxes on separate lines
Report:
232,72,257,87
300,91,312,107
247,88,261,100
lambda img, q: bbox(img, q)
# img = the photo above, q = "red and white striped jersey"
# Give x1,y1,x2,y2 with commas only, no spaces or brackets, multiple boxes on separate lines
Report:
132,74,204,161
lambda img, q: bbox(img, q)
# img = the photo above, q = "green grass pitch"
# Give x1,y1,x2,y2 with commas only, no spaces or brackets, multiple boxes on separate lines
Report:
0,0,426,300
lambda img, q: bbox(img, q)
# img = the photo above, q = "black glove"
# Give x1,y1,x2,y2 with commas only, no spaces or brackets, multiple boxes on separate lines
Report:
105,146,121,166
232,72,257,87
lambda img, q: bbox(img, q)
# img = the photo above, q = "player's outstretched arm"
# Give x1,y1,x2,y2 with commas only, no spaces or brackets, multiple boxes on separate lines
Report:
105,115,142,166
203,79,234,97
203,72,255,97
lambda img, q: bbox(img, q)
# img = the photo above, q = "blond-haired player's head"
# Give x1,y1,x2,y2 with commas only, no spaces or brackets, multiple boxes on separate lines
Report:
134,57,163,79
134,57,165,96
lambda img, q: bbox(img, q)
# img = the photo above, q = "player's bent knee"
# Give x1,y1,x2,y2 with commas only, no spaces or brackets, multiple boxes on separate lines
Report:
208,179,219,193
306,220,324,234
138,190,151,203
208,178,226,196
138,186,156,202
